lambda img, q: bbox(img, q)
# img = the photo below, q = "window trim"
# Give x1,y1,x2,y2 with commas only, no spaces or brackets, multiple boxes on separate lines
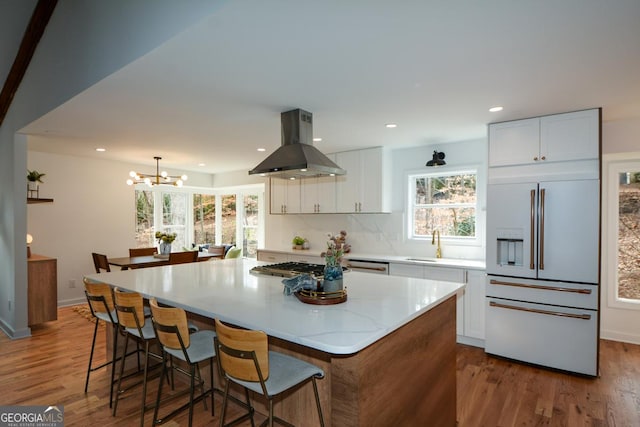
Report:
134,183,264,256
405,165,480,246
604,154,640,310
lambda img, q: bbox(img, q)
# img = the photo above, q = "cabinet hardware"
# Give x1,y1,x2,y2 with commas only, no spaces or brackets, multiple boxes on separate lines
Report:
345,264,387,272
530,189,535,270
533,156,538,161
489,279,592,294
489,301,591,320
539,188,545,270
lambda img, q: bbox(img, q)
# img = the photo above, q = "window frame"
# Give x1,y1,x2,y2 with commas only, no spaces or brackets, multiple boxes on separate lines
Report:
406,165,480,246
133,183,264,258
604,155,640,310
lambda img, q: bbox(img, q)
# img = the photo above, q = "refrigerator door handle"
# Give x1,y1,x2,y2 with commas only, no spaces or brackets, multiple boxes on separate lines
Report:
489,301,591,320
489,279,593,294
530,189,536,270
539,188,546,270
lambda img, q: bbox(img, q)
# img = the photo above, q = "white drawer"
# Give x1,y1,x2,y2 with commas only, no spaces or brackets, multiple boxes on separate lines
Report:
485,297,597,376
486,276,597,309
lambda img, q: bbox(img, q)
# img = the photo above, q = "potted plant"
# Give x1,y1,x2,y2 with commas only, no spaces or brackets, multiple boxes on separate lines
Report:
156,231,177,255
27,170,45,198
292,235,306,250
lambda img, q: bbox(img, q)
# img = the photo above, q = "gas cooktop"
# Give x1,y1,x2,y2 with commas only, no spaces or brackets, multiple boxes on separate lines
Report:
251,262,345,278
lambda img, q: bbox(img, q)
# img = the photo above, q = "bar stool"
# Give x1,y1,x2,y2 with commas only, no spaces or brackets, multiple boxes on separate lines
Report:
214,318,325,427
150,298,217,426
113,288,161,427
83,278,119,407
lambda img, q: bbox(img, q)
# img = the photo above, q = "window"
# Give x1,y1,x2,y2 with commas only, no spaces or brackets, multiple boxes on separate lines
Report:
617,170,640,303
134,185,264,258
408,170,477,239
605,157,640,309
221,194,237,245
135,190,154,247
243,194,259,258
193,193,215,244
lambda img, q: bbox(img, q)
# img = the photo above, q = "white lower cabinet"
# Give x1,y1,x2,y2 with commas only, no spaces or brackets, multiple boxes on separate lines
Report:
257,250,289,263
257,250,323,265
389,263,485,346
462,270,486,342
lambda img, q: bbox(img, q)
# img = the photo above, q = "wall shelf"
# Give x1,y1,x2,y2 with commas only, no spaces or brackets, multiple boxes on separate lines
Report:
27,197,54,204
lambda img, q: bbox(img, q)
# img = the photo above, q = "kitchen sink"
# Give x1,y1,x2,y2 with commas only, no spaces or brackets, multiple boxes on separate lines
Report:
405,257,439,263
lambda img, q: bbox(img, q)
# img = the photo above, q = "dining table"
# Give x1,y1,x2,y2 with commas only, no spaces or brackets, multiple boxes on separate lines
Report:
108,251,220,270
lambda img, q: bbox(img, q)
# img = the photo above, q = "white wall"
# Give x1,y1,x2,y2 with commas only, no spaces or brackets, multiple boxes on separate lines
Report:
600,118,640,344
264,139,488,260
1,0,224,337
27,151,215,306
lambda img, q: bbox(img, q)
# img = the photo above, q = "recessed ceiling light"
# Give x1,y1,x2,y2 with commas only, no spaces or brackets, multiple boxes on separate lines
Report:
489,106,503,112
313,137,322,142
198,163,206,167
95,148,106,152
385,123,398,128
257,148,266,152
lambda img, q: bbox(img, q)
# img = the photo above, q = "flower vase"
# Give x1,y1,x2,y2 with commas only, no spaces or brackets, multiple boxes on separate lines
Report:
159,242,171,255
323,263,343,293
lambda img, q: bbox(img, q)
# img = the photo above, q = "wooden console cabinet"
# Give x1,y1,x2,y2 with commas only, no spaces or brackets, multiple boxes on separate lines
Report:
27,254,58,325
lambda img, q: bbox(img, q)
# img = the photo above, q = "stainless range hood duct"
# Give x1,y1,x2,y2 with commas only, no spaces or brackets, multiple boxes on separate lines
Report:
248,109,346,179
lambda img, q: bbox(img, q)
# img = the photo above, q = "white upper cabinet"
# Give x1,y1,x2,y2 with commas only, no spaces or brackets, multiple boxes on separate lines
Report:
335,147,390,213
540,109,600,163
270,178,301,214
488,118,540,167
489,109,600,167
300,154,337,213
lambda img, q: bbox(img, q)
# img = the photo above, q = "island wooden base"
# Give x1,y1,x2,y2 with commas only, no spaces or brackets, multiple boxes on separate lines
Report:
105,295,457,426
270,295,457,426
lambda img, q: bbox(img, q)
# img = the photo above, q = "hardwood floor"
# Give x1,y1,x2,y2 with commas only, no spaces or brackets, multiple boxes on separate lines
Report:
1,306,639,426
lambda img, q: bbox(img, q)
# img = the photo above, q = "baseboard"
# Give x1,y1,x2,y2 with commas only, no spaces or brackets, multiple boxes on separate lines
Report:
457,335,485,348
0,317,31,339
600,329,640,345
57,297,86,307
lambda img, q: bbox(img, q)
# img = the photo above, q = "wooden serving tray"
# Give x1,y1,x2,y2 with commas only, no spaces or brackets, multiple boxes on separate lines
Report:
295,289,347,305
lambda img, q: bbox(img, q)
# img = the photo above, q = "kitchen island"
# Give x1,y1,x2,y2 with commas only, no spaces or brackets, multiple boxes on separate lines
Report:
85,258,464,426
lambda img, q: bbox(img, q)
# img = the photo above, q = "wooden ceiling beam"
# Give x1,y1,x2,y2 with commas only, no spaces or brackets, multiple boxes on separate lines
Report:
0,0,58,128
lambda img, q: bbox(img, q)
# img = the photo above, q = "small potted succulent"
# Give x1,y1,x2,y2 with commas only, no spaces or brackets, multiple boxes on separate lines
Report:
27,170,45,198
292,235,306,250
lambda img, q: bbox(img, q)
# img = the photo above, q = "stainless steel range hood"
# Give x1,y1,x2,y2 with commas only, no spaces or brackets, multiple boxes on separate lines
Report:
248,109,346,179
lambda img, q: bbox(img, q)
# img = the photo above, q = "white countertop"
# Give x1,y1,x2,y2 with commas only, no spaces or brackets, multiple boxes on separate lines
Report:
262,248,486,270
85,259,464,355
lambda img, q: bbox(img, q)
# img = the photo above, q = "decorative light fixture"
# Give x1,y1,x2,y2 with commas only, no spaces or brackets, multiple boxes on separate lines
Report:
126,156,188,187
426,150,446,167
26,233,33,258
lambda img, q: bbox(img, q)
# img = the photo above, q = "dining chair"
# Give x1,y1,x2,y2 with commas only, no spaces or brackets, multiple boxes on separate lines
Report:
113,287,162,427
207,246,226,258
150,298,217,426
92,252,111,273
214,319,325,427
129,247,157,257
169,251,198,265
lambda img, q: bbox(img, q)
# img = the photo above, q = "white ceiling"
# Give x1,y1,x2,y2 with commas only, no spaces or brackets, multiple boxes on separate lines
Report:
9,1,640,174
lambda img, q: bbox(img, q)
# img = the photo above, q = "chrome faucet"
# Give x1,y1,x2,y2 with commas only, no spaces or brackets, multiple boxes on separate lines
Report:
432,229,442,258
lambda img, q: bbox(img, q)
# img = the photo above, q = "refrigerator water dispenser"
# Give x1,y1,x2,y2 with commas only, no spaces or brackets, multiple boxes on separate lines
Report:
497,238,523,266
